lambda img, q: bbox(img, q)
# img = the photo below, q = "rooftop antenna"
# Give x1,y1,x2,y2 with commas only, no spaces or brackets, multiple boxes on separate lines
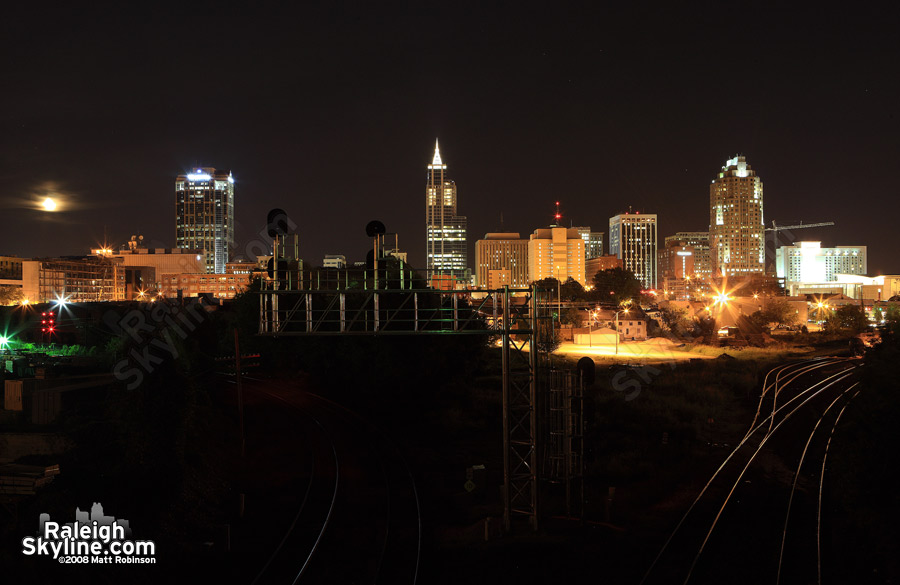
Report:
554,201,562,226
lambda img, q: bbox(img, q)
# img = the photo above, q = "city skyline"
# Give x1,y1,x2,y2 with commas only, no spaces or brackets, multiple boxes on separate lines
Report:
1,5,898,276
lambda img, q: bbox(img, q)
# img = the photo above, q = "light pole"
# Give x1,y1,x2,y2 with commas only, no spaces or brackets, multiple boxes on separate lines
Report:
615,307,629,355
586,309,596,347
556,266,562,327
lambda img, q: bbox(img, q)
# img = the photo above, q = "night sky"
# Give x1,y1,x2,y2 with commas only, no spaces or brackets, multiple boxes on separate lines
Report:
2,3,898,275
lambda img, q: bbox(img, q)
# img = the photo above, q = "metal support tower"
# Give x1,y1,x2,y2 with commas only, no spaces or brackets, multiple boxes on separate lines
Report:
501,286,548,531
258,278,553,531
547,368,585,520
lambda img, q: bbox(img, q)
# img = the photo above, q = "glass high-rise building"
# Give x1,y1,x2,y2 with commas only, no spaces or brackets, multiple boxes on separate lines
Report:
574,227,604,259
175,167,235,274
425,140,468,284
709,156,765,277
609,212,657,289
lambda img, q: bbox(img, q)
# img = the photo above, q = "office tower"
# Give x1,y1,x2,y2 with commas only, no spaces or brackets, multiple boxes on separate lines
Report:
425,140,468,285
475,232,529,288
609,212,658,289
659,244,695,280
175,167,235,274
663,232,711,280
528,226,586,286
574,227,604,259
709,155,765,277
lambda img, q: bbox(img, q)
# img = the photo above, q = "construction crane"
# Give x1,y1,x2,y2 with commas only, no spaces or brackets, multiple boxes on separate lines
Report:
765,220,835,232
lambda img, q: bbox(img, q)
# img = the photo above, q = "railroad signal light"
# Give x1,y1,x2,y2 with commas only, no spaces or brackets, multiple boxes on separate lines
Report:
40,311,55,334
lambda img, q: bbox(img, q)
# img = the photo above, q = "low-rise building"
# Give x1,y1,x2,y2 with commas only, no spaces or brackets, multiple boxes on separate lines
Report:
585,255,623,282
158,272,251,300
323,254,347,269
21,256,125,303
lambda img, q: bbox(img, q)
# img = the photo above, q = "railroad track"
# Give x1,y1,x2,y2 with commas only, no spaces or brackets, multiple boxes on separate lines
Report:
246,379,421,584
641,357,863,585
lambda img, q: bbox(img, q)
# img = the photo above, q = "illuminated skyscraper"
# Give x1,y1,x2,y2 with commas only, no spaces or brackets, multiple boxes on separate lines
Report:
709,156,765,277
425,140,468,284
475,232,529,288
574,227,604,259
175,167,235,274
609,212,658,289
528,226,586,286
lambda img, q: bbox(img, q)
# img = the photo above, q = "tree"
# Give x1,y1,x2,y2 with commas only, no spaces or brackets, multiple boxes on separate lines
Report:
533,277,561,298
693,315,717,339
532,276,587,301
824,305,868,334
748,297,798,330
0,286,24,306
762,297,797,327
881,306,900,341
560,277,586,301
591,267,642,305
658,307,692,337
559,307,583,326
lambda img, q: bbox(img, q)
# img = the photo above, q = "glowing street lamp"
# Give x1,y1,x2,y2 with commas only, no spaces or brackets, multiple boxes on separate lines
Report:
586,309,600,347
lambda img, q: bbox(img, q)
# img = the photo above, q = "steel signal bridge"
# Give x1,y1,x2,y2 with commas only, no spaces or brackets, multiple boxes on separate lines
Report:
259,272,580,531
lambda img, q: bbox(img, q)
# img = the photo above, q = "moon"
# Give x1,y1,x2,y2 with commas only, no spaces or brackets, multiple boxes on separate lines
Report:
42,197,57,211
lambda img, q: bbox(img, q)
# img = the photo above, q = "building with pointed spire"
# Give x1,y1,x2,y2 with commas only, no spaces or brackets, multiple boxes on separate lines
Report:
709,155,765,277
425,140,468,285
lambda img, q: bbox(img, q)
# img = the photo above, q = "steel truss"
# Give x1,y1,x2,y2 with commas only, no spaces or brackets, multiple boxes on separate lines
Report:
547,369,585,520
259,283,553,530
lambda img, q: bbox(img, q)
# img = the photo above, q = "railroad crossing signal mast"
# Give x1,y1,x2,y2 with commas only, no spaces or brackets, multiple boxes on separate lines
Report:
257,217,583,530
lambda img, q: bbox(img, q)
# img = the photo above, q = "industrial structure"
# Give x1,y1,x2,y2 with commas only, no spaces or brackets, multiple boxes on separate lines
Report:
257,246,580,531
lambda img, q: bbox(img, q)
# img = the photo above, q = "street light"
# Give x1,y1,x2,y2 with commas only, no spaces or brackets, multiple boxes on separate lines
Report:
556,266,562,327
586,309,598,347
615,307,629,356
